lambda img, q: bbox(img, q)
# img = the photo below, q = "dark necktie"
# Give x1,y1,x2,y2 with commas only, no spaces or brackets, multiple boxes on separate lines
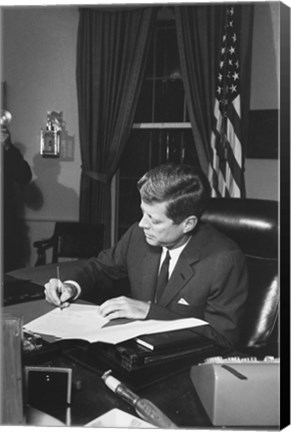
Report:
155,250,171,302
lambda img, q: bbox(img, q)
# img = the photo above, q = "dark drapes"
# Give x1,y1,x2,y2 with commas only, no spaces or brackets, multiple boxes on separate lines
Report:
76,7,157,246
174,4,254,178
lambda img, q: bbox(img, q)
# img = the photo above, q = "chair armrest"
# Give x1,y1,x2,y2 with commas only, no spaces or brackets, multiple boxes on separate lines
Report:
33,238,54,249
33,237,55,266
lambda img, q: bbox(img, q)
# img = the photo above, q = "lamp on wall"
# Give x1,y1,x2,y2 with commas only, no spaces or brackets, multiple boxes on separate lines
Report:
0,110,12,128
40,111,63,158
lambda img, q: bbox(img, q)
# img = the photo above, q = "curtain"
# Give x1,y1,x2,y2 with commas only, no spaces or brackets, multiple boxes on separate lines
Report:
174,4,254,186
76,7,157,246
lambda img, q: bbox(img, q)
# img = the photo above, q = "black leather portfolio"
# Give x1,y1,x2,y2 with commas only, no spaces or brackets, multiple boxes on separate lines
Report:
91,332,216,371
135,327,207,351
58,330,229,389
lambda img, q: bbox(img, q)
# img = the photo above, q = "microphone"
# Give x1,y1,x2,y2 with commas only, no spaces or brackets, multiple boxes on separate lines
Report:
101,370,177,428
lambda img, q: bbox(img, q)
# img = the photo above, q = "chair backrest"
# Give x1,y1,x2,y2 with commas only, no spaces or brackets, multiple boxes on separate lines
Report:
52,222,104,262
201,198,278,351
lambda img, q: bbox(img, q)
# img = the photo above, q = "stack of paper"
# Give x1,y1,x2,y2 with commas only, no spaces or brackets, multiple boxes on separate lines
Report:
24,303,208,344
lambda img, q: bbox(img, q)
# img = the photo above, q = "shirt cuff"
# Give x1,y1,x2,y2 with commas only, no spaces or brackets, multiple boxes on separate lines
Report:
64,280,81,300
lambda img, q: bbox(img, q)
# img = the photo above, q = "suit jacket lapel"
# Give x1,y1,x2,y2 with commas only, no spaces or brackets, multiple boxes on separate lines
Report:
141,246,161,302
158,236,200,306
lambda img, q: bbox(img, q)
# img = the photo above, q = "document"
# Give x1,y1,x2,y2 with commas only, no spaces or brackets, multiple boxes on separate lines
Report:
24,303,208,344
85,408,156,428
24,304,109,340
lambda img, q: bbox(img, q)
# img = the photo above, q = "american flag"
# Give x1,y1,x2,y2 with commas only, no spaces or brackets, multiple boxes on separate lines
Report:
208,6,244,197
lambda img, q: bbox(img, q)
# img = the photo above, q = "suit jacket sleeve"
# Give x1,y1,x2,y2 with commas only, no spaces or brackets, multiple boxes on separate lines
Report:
65,224,135,299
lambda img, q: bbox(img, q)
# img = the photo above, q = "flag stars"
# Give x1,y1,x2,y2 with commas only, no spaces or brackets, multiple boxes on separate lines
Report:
216,6,240,105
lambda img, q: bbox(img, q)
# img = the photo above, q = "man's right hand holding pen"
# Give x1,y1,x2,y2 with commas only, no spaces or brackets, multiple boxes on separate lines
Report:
44,279,79,309
44,278,150,320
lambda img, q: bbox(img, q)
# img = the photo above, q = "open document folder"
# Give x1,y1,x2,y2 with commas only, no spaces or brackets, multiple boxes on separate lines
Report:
24,303,208,344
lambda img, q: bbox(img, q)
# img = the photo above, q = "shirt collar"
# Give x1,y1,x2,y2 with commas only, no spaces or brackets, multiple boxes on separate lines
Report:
162,236,191,260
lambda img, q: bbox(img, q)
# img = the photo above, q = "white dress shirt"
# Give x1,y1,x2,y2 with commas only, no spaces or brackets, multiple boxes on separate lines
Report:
159,236,191,278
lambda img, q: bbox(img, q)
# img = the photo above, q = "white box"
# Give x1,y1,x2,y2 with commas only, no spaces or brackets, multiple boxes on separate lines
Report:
190,360,279,426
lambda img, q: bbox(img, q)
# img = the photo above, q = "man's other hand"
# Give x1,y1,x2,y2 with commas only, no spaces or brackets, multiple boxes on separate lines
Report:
99,296,150,320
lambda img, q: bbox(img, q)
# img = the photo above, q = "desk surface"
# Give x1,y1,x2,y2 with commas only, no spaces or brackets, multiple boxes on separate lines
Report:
4,264,278,429
7,260,86,286
5,263,212,428
5,300,211,427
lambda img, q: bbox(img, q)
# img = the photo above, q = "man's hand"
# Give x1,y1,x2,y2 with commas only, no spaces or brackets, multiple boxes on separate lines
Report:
99,296,150,320
44,278,77,308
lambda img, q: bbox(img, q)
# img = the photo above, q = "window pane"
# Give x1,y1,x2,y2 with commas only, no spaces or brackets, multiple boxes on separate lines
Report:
135,80,153,123
155,80,184,122
119,130,151,177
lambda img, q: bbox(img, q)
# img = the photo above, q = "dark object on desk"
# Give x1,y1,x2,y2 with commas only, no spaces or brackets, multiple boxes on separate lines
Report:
3,275,44,306
91,333,223,373
24,366,72,425
135,327,207,351
201,198,279,357
33,221,104,266
61,330,228,390
25,366,72,406
22,330,60,364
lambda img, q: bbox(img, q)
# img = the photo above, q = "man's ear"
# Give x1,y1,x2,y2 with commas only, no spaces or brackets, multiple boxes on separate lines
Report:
183,216,198,233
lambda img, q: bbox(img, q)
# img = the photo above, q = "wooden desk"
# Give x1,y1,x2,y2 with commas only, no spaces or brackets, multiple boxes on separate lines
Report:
4,265,279,429
7,260,87,286
5,264,212,428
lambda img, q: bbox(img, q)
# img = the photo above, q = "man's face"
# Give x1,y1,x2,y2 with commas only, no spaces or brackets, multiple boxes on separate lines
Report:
138,200,189,249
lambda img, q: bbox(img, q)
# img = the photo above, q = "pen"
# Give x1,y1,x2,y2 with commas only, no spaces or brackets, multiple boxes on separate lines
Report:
56,265,64,310
101,370,176,428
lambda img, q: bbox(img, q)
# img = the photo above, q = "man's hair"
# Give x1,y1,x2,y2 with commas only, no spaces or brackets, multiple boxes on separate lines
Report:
137,163,211,224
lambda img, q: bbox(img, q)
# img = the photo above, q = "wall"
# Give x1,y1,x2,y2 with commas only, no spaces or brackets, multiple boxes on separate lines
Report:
245,2,279,200
2,7,81,265
1,3,280,267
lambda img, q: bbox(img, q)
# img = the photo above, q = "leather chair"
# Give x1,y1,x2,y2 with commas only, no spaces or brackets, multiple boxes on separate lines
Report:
33,222,104,266
201,198,279,357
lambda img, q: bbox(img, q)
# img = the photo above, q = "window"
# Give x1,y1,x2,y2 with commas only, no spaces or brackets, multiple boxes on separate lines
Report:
117,11,199,238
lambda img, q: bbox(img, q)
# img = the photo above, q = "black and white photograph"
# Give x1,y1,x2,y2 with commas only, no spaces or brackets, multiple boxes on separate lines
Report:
0,0,289,429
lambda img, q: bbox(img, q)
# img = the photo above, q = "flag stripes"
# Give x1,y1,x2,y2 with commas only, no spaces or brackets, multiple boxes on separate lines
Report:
208,6,244,198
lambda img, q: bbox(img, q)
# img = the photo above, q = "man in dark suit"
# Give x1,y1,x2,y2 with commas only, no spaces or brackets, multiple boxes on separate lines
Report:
44,163,248,348
2,126,32,271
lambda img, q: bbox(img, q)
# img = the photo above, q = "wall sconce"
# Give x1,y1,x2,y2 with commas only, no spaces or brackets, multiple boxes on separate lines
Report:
40,111,63,158
0,110,12,128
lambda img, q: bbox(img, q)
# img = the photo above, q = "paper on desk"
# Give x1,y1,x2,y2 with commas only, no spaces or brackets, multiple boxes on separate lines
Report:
24,303,208,344
23,304,109,339
92,316,208,344
85,408,156,428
